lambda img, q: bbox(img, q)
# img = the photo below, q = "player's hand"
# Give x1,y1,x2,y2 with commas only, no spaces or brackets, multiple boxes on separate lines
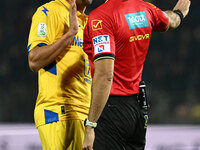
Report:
68,0,79,35
82,127,95,150
173,0,191,18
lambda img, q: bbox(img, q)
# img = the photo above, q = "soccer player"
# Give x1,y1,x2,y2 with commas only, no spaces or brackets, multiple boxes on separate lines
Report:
82,0,191,149
27,0,92,149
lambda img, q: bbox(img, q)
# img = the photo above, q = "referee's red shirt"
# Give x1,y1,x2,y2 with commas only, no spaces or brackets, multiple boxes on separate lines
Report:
84,0,169,96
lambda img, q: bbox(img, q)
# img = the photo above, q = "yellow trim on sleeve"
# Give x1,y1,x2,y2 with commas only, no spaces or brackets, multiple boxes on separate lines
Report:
94,56,115,62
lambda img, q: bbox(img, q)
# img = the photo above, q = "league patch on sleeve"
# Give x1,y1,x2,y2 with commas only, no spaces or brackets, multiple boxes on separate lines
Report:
37,23,47,37
92,35,110,55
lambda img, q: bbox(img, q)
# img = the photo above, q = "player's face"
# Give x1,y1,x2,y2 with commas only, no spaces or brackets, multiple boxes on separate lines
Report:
76,0,93,6
83,0,93,5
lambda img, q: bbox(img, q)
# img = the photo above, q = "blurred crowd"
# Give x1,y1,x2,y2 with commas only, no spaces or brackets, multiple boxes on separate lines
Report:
0,0,199,124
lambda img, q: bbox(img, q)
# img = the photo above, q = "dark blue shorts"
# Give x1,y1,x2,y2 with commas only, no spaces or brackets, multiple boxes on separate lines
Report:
93,95,148,150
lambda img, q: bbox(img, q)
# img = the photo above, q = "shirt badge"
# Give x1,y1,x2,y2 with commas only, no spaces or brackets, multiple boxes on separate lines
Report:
37,23,47,37
91,20,103,31
92,35,110,55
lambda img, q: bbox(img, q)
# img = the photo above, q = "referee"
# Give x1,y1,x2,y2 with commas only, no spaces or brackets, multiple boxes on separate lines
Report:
82,0,191,149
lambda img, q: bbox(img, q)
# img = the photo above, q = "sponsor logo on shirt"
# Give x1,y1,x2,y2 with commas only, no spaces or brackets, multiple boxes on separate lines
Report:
91,20,103,31
92,35,110,55
129,34,150,42
42,6,49,17
124,11,149,30
72,35,83,47
37,23,47,37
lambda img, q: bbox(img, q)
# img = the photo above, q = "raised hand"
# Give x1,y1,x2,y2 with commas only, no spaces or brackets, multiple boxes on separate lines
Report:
173,0,191,18
68,0,79,35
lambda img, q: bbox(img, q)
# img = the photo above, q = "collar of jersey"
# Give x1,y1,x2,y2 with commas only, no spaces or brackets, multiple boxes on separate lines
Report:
58,0,70,10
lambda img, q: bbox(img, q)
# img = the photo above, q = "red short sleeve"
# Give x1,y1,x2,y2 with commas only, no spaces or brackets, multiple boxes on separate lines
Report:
147,3,169,32
85,11,116,62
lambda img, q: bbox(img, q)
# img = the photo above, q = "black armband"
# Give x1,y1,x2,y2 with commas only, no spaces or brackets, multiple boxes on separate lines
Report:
173,10,184,23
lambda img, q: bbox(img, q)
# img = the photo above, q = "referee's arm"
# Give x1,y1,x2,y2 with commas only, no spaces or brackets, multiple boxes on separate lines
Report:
88,58,114,123
164,0,191,30
83,58,114,150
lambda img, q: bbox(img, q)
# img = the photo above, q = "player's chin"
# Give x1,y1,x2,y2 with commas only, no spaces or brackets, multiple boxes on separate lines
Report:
83,0,93,5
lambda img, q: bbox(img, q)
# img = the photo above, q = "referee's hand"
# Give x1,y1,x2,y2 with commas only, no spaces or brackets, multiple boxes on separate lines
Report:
173,0,191,18
82,127,95,150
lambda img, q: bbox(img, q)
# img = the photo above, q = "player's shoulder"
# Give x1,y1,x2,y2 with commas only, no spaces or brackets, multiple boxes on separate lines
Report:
34,1,62,17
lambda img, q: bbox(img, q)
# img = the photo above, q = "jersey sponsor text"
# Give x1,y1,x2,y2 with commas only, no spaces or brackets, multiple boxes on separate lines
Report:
125,11,149,29
129,34,149,42
72,35,83,47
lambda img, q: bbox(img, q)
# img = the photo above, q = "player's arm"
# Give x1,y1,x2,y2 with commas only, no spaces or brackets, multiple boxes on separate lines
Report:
164,0,191,30
28,0,78,72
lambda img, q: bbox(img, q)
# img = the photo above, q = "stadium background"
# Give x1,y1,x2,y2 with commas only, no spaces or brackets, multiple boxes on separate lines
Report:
0,0,199,125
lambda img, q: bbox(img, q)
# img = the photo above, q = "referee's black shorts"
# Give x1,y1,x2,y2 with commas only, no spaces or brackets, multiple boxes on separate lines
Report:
93,95,148,150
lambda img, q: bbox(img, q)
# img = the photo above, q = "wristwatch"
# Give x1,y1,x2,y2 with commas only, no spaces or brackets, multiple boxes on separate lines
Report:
84,118,97,128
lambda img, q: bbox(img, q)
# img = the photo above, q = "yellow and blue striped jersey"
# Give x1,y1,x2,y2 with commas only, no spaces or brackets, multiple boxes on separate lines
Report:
27,0,91,127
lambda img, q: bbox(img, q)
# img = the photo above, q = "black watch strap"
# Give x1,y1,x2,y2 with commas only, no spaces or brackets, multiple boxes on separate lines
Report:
173,10,184,23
